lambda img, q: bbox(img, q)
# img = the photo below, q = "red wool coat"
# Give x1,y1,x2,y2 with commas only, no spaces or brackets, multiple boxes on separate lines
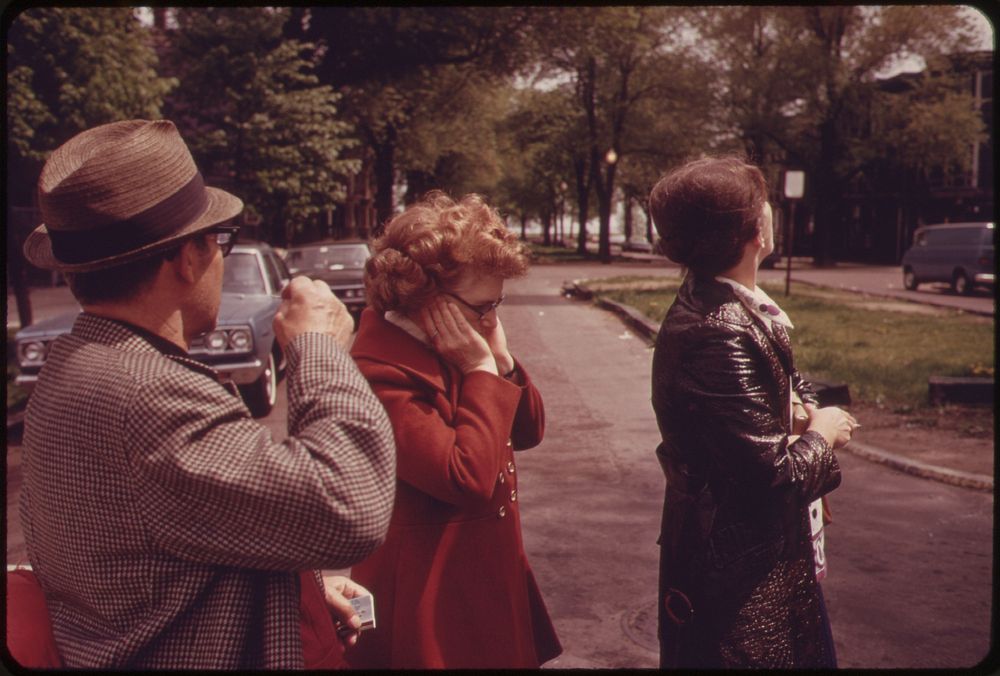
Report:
346,309,562,669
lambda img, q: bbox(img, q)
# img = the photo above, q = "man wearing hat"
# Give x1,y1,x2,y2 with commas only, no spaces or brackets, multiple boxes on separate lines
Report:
17,119,397,669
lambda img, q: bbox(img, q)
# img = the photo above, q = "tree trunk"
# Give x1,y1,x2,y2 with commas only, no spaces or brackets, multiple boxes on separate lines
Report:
574,159,590,256
542,212,552,246
812,116,842,266
7,206,34,328
372,134,396,236
520,213,527,241
595,159,616,264
404,169,431,205
623,194,634,242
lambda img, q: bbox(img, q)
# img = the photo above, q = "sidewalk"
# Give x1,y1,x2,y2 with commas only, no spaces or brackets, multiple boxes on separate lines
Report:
564,279,993,492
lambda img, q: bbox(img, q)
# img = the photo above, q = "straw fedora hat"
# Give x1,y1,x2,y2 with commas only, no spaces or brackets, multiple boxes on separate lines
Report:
23,119,244,272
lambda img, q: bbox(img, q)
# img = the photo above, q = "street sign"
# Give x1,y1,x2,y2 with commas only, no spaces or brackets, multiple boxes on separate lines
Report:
784,170,805,199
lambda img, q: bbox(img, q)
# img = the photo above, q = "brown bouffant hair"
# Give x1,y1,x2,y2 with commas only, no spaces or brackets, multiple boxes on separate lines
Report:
648,156,768,278
365,191,529,314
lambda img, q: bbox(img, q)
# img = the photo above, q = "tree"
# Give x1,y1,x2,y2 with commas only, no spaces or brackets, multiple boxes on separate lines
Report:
698,6,984,264
289,7,542,230
537,6,711,262
493,86,581,245
394,67,509,204
162,8,359,245
6,7,175,327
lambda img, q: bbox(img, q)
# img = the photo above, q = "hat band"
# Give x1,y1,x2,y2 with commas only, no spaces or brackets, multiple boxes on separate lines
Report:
48,172,209,265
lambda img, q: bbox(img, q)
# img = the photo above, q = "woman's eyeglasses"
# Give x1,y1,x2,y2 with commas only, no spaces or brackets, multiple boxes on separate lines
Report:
208,225,241,257
443,291,506,321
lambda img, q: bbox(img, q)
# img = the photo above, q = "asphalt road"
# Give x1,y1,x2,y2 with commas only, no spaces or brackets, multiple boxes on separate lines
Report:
616,252,994,316
6,261,994,669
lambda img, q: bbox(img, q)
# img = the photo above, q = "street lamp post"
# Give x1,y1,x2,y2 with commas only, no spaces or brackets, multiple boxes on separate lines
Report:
557,180,568,246
783,170,805,297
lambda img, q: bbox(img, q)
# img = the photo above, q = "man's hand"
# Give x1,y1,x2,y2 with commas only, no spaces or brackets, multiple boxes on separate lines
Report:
273,276,354,350
320,573,371,647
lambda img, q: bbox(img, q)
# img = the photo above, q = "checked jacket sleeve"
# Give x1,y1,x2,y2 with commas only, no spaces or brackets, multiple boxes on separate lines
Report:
127,333,396,570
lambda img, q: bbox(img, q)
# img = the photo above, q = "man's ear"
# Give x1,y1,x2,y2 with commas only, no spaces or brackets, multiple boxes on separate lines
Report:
171,239,202,285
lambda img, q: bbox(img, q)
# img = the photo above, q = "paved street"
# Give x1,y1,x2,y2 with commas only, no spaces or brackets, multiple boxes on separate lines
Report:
6,261,993,668
615,252,994,316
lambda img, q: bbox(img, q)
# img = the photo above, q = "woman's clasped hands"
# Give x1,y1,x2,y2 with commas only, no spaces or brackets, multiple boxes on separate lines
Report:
803,402,860,449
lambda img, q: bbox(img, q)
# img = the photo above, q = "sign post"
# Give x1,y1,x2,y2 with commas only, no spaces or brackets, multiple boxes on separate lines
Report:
783,170,805,297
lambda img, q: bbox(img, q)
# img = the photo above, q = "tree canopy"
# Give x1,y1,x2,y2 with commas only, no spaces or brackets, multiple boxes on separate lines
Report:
5,6,990,262
161,7,359,244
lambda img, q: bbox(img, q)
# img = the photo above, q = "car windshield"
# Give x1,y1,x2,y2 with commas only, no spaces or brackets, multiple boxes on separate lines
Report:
287,244,369,271
223,252,267,294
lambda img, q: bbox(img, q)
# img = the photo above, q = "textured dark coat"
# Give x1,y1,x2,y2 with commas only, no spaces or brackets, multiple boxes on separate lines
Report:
346,308,562,669
652,275,841,668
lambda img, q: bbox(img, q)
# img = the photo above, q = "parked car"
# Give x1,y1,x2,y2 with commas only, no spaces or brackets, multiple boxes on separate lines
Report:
901,222,995,295
284,240,371,316
14,241,290,418
622,237,654,254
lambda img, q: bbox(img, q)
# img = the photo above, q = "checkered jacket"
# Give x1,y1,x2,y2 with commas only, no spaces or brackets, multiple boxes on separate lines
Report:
19,313,396,669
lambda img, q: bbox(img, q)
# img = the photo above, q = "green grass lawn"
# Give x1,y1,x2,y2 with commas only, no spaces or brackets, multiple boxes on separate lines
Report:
584,276,994,411
526,242,631,264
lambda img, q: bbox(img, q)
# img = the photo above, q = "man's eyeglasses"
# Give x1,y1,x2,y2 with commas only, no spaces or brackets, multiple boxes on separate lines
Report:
208,225,241,257
443,291,506,321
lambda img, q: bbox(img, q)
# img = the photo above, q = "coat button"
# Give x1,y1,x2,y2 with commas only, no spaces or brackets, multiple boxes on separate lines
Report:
510,489,517,502
506,439,512,447
498,471,505,485
498,506,507,518
506,461,515,474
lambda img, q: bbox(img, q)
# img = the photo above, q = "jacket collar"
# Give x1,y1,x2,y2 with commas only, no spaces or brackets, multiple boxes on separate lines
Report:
350,307,448,393
675,274,795,374
676,273,753,327
71,312,221,379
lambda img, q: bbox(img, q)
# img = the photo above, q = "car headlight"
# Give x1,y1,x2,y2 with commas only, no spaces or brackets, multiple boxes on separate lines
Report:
228,328,253,353
18,340,49,366
204,331,228,352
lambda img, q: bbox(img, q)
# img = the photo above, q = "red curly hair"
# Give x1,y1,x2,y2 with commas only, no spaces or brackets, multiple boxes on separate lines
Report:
364,191,529,314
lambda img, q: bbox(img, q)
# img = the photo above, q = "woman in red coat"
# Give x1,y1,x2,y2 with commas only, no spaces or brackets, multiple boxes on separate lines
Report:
345,191,562,669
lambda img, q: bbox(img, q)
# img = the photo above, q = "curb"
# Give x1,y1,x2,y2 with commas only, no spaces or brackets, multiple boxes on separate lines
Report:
790,277,994,318
563,279,993,492
843,441,993,492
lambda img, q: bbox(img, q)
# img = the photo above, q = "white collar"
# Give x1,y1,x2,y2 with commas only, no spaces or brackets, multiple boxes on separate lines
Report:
385,310,431,344
714,276,793,329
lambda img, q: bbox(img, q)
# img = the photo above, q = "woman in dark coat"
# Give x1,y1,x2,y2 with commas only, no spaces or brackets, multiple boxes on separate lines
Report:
648,157,859,668
345,191,561,669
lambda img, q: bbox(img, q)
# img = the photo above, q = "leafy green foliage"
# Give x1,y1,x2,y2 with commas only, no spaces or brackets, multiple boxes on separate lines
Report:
163,8,358,244
7,8,176,162
694,6,985,262
532,6,715,259
294,7,543,227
